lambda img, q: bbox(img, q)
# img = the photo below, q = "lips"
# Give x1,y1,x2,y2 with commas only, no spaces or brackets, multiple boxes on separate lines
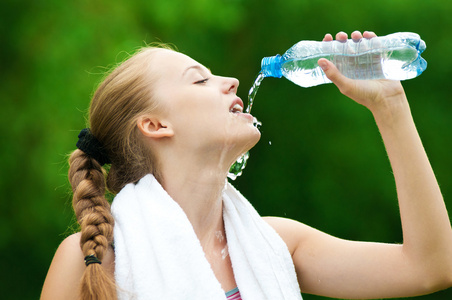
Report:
229,98,244,114
229,97,254,122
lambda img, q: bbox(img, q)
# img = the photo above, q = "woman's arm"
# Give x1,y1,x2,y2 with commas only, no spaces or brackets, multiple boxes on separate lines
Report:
40,233,115,300
266,31,452,299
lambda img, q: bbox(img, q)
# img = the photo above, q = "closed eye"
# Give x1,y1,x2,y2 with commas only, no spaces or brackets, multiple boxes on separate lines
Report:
194,78,209,84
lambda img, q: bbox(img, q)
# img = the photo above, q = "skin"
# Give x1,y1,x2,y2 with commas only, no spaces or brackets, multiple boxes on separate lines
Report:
41,31,452,299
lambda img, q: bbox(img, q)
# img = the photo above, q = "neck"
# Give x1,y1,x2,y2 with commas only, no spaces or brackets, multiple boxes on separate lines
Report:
151,138,240,249
159,159,229,247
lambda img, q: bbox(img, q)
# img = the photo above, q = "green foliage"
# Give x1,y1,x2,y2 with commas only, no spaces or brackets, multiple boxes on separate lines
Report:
2,0,452,298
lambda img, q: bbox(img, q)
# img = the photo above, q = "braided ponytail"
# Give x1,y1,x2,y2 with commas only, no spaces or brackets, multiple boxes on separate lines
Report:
68,46,173,298
68,149,116,299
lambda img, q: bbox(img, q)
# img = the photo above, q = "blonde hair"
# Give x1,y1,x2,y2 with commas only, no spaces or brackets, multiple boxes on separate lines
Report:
68,46,171,299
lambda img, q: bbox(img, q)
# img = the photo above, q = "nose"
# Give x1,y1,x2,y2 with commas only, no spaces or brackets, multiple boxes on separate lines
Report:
222,77,239,94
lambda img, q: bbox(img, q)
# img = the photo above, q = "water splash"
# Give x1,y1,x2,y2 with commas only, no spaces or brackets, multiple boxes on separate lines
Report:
227,73,265,180
227,151,249,180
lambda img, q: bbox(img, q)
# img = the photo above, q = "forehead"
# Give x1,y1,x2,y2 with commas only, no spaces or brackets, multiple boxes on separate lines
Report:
149,49,207,107
151,49,202,78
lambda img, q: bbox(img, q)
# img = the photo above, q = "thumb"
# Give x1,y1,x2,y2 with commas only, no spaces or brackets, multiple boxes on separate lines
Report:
318,58,352,91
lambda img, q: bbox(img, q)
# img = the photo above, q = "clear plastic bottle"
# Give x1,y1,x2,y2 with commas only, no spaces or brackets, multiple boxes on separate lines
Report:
261,32,427,87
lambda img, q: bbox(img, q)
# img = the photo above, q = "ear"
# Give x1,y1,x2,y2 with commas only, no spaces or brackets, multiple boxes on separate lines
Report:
137,116,174,139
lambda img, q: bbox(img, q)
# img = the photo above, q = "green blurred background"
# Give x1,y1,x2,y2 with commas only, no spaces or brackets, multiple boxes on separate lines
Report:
2,0,452,299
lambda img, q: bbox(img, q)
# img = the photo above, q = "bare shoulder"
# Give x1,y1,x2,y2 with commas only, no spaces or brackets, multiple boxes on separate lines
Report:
40,233,115,300
48,232,86,270
263,216,319,255
40,233,85,300
57,232,85,258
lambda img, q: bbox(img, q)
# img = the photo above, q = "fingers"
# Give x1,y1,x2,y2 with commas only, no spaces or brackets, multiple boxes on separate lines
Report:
335,31,348,41
351,31,363,41
363,31,377,39
323,33,333,42
318,58,351,89
325,30,377,42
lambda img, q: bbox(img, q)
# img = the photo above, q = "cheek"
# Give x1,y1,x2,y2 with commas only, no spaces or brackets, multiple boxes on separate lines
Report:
172,108,229,142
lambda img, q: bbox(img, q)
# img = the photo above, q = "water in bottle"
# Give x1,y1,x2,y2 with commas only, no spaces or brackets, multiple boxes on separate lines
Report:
261,32,427,87
228,32,427,180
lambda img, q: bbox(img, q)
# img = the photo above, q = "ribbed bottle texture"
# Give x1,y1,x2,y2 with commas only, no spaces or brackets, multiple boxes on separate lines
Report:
261,32,427,87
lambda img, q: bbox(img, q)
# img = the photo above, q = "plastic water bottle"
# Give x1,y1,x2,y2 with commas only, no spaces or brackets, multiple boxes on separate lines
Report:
261,32,427,87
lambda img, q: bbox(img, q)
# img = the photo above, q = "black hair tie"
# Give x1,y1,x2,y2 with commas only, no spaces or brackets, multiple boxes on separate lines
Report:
76,128,111,166
84,254,102,266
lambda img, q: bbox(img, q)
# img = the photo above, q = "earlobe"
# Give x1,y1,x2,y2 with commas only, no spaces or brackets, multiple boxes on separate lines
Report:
137,116,174,139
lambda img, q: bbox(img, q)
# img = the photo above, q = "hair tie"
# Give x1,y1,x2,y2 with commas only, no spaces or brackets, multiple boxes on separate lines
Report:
84,254,102,266
76,128,111,166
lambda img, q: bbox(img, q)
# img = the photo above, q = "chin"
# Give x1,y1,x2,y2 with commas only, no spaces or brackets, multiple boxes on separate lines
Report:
250,128,261,146
222,124,261,155
240,129,261,153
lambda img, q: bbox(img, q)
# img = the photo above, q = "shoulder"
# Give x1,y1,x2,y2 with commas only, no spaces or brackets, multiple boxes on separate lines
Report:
41,233,85,300
263,216,323,255
60,232,84,254
40,233,115,300
50,232,86,269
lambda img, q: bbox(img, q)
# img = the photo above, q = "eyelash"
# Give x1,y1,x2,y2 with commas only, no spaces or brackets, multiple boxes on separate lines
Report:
194,78,209,84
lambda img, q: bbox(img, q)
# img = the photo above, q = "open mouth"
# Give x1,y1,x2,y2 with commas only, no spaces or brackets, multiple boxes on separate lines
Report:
229,99,244,114
230,103,243,114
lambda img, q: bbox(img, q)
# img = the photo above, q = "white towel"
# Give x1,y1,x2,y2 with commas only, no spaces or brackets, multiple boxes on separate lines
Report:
112,174,302,299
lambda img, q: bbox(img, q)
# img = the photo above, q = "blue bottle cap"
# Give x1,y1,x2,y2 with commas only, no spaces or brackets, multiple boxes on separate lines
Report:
417,39,426,54
261,55,283,78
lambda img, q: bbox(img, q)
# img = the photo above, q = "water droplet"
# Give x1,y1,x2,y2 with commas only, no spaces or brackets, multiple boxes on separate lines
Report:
215,231,224,243
221,246,229,260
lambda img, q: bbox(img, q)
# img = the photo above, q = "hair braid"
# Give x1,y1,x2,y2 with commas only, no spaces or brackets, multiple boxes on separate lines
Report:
69,149,116,299
67,46,173,299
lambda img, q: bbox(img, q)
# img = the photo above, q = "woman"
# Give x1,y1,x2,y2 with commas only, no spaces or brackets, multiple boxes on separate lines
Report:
41,31,452,299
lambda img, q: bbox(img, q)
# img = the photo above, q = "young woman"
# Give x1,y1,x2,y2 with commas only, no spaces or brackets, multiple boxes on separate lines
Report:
41,31,452,300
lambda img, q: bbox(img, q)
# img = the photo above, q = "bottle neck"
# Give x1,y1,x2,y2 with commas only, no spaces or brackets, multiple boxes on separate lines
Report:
261,55,283,78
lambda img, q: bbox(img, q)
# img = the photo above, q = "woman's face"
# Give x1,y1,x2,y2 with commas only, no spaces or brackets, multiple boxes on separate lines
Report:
150,49,261,162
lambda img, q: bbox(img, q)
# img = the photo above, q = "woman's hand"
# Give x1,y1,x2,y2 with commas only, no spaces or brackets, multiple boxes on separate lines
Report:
318,31,407,117
265,31,452,299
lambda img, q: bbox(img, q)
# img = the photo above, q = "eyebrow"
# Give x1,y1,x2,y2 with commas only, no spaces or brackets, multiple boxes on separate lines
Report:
182,65,211,77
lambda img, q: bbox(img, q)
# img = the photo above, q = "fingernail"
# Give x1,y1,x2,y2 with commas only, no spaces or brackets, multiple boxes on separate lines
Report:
318,60,328,71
